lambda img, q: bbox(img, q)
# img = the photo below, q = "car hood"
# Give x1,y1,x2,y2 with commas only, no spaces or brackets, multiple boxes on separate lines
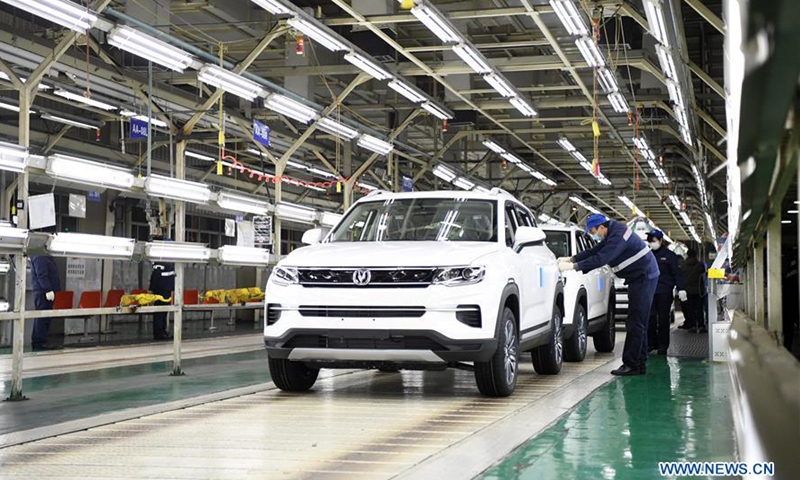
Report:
281,241,501,268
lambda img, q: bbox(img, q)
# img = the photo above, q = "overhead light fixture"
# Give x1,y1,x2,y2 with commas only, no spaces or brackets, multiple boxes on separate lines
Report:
550,0,589,36
388,80,426,103
0,101,20,112
0,224,28,252
344,52,392,80
46,154,135,190
643,0,670,47
145,174,212,204
250,0,292,15
265,93,318,124
433,164,456,182
666,79,684,109
287,17,347,52
675,105,689,128
680,126,692,146
607,92,629,113
451,43,492,74
597,68,619,93
705,212,717,239
421,102,452,120
319,211,343,228
483,72,516,98
656,44,677,80
533,170,558,187
575,36,605,68
309,166,338,179
185,151,216,162
409,2,461,43
198,64,264,101
0,259,9,274
633,136,649,151
557,137,576,152
357,134,393,155
501,152,521,164
517,163,533,173
47,233,135,259
618,195,643,216
275,202,317,223
569,195,600,214
669,194,682,211
482,140,506,154
216,190,270,215
688,226,701,243
0,141,27,173
53,89,117,111
7,0,98,32
453,177,475,191
317,117,358,139
357,182,378,191
510,96,537,117
145,241,212,263
120,110,168,129
217,245,272,266
596,173,612,186
40,113,99,130
108,26,194,72
680,211,692,226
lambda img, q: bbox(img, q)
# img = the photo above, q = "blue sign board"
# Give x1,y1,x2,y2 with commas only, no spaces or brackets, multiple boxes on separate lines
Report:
87,191,101,203
130,117,149,139
401,176,413,192
253,119,270,147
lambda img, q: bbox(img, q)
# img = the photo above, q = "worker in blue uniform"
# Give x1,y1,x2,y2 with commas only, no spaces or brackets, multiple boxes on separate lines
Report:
30,255,61,350
645,230,686,355
558,214,659,376
148,236,175,341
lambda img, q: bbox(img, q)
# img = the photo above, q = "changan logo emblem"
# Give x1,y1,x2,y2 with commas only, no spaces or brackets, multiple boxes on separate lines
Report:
352,269,372,286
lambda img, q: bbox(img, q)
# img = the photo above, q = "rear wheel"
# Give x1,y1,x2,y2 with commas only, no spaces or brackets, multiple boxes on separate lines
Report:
532,304,563,375
593,291,616,353
474,307,518,397
268,356,319,392
564,303,587,362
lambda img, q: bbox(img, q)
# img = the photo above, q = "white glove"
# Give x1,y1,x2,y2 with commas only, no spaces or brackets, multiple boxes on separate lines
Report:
45,291,55,301
557,256,572,263
558,262,575,272
678,290,688,302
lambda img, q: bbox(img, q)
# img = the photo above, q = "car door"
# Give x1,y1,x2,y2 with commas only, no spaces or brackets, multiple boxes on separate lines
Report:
577,231,609,319
512,204,554,329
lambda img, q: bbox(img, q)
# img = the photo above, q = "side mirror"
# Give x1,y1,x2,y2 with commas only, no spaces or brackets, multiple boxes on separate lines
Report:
301,228,324,245
514,226,546,252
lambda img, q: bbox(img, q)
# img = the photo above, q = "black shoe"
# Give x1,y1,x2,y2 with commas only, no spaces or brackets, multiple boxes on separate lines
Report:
678,324,694,330
657,349,668,355
154,333,173,341
611,364,642,376
32,344,63,351
698,327,708,334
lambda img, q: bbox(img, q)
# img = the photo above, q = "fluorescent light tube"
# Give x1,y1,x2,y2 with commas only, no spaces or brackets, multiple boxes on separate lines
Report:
320,211,343,228
40,113,99,130
47,233,134,259
501,152,521,164
0,101,20,112
198,64,264,101
46,154,135,190
388,80,426,103
185,151,216,162
54,89,117,111
145,174,212,204
309,167,338,179
550,0,589,36
538,174,557,187
705,212,717,239
344,52,392,80
453,177,475,191
656,44,677,79
421,102,452,120
569,196,600,213
482,140,506,154
250,0,292,15
557,137,576,152
0,141,27,173
451,43,491,74
510,96,537,117
120,110,168,128
633,136,649,150
216,191,270,215
618,195,642,216
357,134,393,155
669,194,682,211
643,0,670,47
575,36,605,67
108,26,194,72
145,241,212,263
666,80,684,109
317,117,358,139
433,164,456,182
579,160,592,171
0,260,9,274
0,225,28,252
675,105,689,128
8,0,98,32
680,211,692,226
265,93,318,123
483,72,516,97
607,92,629,113
410,3,461,43
518,163,533,173
275,202,317,223
357,183,378,191
570,150,588,163
287,17,347,52
217,245,271,266
597,67,619,93
596,174,612,186
680,126,692,146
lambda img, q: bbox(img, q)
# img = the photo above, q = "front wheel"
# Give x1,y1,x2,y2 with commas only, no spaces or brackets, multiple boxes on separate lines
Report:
564,303,587,362
593,291,616,353
268,356,319,392
532,304,563,375
474,307,518,397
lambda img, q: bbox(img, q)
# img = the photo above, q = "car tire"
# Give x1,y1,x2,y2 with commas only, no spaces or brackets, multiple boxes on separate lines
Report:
564,302,587,362
474,307,518,397
593,291,616,353
268,356,319,392
532,303,563,375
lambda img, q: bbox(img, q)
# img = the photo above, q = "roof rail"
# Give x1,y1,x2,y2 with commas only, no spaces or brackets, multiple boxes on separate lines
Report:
365,189,387,198
489,187,515,199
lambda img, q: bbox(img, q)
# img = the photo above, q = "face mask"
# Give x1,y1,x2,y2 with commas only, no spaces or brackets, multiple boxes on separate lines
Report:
650,241,661,250
589,233,602,242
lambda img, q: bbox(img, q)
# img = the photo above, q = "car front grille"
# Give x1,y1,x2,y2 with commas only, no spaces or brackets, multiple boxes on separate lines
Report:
284,334,445,350
298,305,426,318
297,268,436,288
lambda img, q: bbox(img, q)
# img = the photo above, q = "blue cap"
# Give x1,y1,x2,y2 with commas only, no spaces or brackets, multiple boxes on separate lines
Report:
647,229,664,240
585,213,608,232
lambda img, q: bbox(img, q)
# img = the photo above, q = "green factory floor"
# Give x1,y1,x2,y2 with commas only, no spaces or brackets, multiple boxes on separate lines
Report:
480,356,737,480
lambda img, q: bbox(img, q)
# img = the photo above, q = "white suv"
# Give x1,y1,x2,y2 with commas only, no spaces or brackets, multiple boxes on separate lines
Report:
264,189,564,397
542,226,616,361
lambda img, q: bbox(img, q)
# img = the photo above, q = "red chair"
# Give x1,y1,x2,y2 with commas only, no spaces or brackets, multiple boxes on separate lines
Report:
104,289,125,308
130,289,147,295
53,291,74,310
184,289,199,306
78,291,102,309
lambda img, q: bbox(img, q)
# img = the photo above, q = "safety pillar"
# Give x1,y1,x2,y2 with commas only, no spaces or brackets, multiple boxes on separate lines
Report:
753,243,765,326
766,210,783,341
171,140,186,376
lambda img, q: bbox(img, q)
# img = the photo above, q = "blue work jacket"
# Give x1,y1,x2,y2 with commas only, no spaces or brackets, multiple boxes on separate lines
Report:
573,220,659,281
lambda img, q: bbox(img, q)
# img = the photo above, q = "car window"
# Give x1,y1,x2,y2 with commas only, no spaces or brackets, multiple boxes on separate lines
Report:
544,231,570,258
575,232,586,253
514,205,534,227
504,203,518,247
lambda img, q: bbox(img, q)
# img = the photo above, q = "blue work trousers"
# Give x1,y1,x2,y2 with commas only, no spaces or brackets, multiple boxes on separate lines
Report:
623,275,658,369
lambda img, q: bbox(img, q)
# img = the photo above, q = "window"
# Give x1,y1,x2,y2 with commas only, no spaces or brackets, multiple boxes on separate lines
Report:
504,202,518,247
544,231,571,258
513,205,534,228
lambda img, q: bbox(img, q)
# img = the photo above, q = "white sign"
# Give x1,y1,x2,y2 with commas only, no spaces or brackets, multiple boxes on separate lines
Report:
253,215,273,247
224,218,236,237
28,193,56,230
66,257,86,279
237,221,255,247
68,193,86,218
711,322,731,362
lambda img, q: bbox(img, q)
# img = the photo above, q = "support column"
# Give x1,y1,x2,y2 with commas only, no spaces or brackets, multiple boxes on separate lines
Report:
766,215,782,341
753,243,765,326
744,258,754,317
100,193,116,332
274,162,284,258
171,140,186,376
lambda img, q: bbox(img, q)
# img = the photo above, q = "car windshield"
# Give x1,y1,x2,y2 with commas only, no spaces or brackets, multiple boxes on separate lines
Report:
329,198,497,243
544,231,571,258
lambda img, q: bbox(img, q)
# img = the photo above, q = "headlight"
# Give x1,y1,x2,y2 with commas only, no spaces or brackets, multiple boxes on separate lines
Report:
272,266,299,286
433,266,486,286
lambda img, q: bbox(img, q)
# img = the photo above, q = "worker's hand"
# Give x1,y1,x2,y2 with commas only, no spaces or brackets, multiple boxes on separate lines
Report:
45,291,55,301
557,256,572,263
678,290,688,302
558,261,575,272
